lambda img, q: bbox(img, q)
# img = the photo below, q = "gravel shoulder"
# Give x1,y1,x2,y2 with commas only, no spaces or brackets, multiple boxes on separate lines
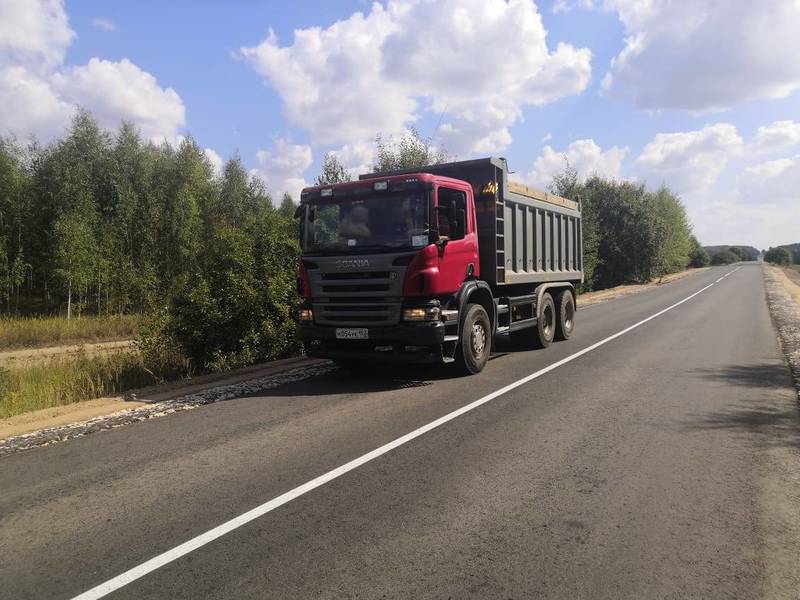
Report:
765,266,800,395
0,357,333,454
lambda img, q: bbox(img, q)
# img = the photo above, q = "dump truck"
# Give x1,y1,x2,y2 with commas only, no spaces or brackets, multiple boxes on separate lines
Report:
296,157,583,374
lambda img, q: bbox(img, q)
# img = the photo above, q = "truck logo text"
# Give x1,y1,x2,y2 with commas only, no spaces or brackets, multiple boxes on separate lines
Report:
334,258,370,269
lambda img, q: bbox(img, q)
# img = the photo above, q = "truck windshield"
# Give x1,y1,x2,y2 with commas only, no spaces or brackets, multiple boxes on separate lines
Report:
302,194,430,254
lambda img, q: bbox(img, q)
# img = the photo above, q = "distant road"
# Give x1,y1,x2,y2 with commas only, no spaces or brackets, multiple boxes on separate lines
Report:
1,264,798,599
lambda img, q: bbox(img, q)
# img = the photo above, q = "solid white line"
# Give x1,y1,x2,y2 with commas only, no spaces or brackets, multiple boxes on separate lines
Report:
70,266,742,600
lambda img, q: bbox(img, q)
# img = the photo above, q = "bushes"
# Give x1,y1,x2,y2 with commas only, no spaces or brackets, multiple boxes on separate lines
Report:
710,250,738,265
765,247,793,266
167,217,301,371
688,236,710,267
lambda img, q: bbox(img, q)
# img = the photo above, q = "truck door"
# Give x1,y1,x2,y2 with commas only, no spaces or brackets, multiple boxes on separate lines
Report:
436,185,478,292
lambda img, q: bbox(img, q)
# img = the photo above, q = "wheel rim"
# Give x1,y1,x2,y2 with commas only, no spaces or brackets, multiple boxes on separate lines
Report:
471,322,486,356
564,299,574,332
542,304,554,337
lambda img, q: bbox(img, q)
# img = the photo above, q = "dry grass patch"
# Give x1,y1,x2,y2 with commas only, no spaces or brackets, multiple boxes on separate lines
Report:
0,314,139,350
0,348,191,419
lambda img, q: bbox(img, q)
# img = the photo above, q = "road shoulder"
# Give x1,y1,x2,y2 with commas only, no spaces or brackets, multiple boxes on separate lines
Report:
765,266,800,395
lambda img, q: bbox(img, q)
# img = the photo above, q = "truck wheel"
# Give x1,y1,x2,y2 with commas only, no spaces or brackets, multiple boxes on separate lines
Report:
555,289,575,341
532,292,556,348
456,303,491,374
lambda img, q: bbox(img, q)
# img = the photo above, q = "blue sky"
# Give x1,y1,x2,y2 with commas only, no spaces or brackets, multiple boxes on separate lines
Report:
2,0,799,248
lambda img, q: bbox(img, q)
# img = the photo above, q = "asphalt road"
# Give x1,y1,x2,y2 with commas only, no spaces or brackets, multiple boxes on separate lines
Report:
2,264,799,599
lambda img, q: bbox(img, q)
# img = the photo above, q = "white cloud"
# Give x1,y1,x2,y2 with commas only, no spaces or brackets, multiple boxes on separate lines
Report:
204,148,223,178
739,155,800,204
91,17,116,32
526,138,628,188
635,123,743,194
240,0,591,154
0,0,74,71
331,140,375,178
752,120,800,154
52,58,185,142
0,0,186,142
252,138,313,201
585,0,800,112
690,197,799,249
0,65,74,139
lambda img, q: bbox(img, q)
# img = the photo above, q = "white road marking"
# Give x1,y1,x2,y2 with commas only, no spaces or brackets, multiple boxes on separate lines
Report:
71,266,742,600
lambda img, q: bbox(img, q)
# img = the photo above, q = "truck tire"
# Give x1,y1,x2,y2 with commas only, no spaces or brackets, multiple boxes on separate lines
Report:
532,292,556,348
555,289,575,341
456,303,491,374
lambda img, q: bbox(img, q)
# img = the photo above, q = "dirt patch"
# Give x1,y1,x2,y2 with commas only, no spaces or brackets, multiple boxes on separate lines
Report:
0,340,135,366
779,266,800,303
578,268,709,308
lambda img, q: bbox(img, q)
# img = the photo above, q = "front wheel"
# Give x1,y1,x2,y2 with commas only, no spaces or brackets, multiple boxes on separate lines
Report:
456,303,491,375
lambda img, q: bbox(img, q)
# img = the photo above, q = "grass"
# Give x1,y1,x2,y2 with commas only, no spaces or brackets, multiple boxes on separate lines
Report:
0,349,192,419
0,314,140,350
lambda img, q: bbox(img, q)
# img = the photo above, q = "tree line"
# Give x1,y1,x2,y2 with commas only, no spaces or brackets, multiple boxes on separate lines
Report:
1,113,706,369
0,111,299,369
549,165,702,290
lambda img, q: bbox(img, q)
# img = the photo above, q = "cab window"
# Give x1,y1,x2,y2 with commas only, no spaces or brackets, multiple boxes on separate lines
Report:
437,187,467,241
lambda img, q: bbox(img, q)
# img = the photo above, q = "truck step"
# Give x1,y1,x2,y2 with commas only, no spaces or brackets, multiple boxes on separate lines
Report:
443,335,459,343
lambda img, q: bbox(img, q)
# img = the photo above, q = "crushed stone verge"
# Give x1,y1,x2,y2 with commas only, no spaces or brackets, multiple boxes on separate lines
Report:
763,267,800,398
0,361,336,457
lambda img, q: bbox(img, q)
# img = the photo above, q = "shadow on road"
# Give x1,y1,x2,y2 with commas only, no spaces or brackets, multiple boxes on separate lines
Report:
250,363,454,398
684,362,800,449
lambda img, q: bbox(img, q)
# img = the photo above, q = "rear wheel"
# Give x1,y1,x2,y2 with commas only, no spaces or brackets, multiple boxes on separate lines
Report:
555,289,575,341
456,303,491,374
532,292,556,349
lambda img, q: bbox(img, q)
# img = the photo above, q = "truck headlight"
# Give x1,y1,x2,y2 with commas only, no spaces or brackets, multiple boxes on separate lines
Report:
298,308,314,322
403,306,440,322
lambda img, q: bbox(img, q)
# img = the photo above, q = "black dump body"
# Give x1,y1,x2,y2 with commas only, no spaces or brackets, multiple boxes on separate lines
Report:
363,157,583,288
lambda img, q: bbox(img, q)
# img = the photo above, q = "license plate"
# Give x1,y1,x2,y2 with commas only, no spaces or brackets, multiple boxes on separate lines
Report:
335,327,369,340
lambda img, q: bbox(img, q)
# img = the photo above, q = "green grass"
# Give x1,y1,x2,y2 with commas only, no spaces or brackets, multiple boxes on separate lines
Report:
0,349,192,418
0,314,140,350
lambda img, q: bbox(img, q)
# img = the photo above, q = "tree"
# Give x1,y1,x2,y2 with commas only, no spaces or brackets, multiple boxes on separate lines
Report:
315,153,351,185
688,236,710,267
710,250,738,265
372,127,449,172
728,246,744,260
764,247,793,265
278,193,296,219
53,211,96,318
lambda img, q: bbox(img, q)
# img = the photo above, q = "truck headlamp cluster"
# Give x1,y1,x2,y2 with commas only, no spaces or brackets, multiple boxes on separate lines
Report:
298,308,314,322
402,306,440,322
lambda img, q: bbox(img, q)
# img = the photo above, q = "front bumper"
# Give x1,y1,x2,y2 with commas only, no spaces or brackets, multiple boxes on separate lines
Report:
298,320,447,363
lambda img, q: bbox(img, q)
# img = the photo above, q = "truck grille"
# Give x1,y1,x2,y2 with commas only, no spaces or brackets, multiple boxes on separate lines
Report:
311,267,405,326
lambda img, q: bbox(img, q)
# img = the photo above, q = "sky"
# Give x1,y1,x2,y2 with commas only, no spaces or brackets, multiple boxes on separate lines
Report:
1,0,799,249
